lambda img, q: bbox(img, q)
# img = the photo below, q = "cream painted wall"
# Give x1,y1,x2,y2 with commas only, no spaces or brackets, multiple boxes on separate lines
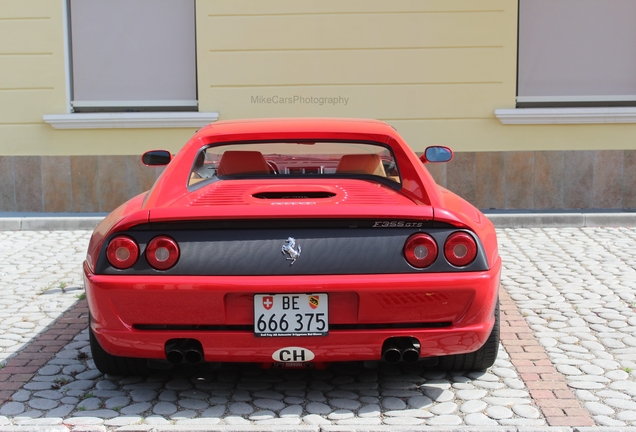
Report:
1,0,635,156
0,0,197,156
196,0,516,152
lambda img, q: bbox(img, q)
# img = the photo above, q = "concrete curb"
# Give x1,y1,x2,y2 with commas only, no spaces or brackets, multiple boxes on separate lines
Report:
485,212,636,228
0,212,635,231
0,426,632,432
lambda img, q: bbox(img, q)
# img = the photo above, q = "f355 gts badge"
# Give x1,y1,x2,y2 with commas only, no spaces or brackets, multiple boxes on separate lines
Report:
281,237,301,265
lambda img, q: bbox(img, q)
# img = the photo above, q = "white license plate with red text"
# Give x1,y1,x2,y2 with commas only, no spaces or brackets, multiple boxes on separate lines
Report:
254,294,328,337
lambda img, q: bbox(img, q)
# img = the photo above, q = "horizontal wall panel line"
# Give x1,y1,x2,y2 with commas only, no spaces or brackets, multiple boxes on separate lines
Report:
206,10,504,18
208,46,504,53
0,87,54,91
0,122,43,126
0,17,50,21
0,53,52,56
210,82,503,88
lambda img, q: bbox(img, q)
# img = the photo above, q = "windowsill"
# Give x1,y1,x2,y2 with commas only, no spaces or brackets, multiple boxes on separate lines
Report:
43,112,219,129
494,107,636,124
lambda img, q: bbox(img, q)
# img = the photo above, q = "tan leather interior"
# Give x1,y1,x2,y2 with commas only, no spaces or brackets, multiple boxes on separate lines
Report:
216,151,270,176
336,154,386,177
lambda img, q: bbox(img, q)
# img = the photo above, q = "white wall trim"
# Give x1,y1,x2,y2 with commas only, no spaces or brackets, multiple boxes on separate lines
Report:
494,107,636,125
43,112,220,129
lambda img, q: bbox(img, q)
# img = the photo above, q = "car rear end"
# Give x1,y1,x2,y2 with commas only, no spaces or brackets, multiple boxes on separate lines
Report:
84,209,501,368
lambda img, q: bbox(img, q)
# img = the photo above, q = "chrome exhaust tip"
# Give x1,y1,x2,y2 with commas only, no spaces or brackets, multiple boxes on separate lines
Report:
165,339,204,365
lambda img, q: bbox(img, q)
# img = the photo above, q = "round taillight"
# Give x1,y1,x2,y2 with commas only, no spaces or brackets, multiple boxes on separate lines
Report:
146,236,180,270
403,233,438,268
106,236,139,269
444,231,478,267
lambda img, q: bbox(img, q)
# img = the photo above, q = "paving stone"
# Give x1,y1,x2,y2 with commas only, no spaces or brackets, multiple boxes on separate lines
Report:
617,410,636,421
104,396,130,409
77,398,102,411
486,405,513,419
0,402,25,416
605,398,636,410
381,397,406,410
306,402,331,415
328,398,361,410
407,395,433,409
512,404,541,418
556,364,583,375
39,365,63,376
594,415,627,426
492,389,530,398
465,412,499,426
119,403,152,415
460,400,488,413
567,380,606,389
11,390,31,402
580,363,605,375
280,404,303,417
228,402,253,415
249,410,276,421
152,402,177,416
429,402,457,415
178,398,209,410
129,389,157,402
455,389,488,400
253,398,285,411
28,398,58,410
72,409,118,418
201,405,226,418
158,390,178,402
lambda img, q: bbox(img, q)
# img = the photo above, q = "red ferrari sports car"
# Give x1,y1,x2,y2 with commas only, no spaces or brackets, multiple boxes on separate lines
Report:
84,118,501,375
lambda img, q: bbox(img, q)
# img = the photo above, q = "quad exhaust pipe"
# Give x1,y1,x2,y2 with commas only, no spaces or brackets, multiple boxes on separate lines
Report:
382,337,421,364
165,339,204,365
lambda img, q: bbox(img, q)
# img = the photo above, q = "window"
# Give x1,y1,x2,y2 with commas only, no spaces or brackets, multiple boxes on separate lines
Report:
188,142,401,188
68,0,197,112
517,0,636,107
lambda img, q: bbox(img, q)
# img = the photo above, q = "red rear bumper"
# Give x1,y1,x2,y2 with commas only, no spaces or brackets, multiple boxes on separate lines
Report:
84,260,500,363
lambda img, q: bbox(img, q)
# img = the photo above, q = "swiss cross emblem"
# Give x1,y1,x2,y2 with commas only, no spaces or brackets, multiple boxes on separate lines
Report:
262,296,274,310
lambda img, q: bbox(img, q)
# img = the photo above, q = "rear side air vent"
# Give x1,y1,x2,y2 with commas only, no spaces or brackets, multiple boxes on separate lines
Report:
253,192,336,199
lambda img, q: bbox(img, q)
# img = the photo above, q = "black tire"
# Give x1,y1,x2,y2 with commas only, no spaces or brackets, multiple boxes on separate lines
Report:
437,299,500,372
89,324,152,376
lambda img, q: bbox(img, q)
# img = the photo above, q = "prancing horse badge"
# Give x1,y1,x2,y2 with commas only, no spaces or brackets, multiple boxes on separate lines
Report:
281,237,301,265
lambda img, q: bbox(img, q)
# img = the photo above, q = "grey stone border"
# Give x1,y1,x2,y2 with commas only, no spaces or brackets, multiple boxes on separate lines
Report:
0,425,633,431
0,212,635,231
484,212,636,228
0,217,104,231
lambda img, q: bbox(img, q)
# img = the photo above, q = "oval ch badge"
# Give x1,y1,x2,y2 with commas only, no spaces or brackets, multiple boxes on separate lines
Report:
272,347,315,362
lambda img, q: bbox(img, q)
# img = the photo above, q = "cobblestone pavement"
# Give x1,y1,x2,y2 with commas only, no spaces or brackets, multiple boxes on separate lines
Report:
0,231,88,365
0,227,634,430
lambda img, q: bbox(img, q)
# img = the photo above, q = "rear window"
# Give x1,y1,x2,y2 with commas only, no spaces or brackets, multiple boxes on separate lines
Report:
188,141,400,187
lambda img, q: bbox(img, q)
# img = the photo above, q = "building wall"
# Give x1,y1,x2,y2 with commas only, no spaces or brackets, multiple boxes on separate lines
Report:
197,0,517,153
0,1,635,212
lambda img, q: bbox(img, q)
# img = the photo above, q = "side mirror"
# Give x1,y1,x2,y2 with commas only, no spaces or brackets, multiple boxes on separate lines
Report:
142,150,172,166
420,146,453,163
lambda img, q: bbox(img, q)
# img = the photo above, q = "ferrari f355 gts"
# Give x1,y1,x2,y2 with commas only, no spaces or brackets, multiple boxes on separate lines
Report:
84,118,501,375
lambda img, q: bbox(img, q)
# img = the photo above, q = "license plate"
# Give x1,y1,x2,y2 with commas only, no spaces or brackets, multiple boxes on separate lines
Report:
254,294,328,337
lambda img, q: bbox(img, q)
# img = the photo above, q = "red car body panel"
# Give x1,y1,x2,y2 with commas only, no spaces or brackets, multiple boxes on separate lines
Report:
84,118,501,367
85,265,499,362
